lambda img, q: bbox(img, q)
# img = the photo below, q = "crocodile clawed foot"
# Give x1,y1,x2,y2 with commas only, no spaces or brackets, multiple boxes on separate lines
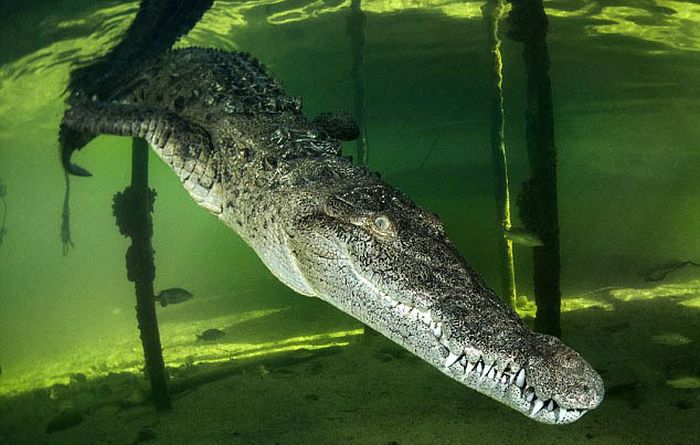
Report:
59,122,95,177
64,161,93,177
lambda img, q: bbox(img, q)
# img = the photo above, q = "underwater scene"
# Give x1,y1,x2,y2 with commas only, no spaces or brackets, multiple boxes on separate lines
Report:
0,0,699,443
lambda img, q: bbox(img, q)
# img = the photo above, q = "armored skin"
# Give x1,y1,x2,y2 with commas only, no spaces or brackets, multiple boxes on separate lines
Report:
61,48,604,424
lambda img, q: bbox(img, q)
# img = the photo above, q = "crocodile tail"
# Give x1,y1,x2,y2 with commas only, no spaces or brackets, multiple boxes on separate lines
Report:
68,0,214,101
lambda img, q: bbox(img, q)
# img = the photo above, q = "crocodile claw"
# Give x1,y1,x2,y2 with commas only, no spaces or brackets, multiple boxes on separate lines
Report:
60,122,94,177
64,161,93,177
61,144,92,176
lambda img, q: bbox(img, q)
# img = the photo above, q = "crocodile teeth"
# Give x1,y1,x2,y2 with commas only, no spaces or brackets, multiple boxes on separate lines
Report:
444,352,461,368
526,388,535,403
557,407,567,422
494,368,503,381
432,322,442,338
546,400,555,411
475,361,484,375
531,399,545,416
515,368,526,388
465,361,475,375
487,366,496,380
500,374,508,385
480,362,490,377
418,310,431,325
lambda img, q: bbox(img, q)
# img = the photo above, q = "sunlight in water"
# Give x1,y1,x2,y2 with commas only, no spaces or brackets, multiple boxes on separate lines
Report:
0,305,362,397
666,376,700,389
678,295,700,309
652,333,693,346
0,2,138,128
515,279,700,318
516,295,614,318
609,280,700,302
2,0,699,129
164,328,364,366
586,1,700,52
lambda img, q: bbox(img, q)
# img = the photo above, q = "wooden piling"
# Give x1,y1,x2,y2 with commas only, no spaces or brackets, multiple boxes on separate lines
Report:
507,0,562,337
117,138,172,410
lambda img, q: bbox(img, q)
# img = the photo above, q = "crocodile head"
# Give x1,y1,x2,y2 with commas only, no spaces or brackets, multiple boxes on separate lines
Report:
287,182,604,424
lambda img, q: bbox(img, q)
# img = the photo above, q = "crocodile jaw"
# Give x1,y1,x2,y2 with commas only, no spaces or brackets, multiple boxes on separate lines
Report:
306,255,603,425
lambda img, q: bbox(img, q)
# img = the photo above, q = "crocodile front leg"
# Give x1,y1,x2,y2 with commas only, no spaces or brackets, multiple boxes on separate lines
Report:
60,100,224,213
61,101,215,178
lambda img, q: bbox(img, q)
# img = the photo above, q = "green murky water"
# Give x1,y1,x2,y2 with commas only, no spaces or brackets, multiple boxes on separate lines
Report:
0,1,698,443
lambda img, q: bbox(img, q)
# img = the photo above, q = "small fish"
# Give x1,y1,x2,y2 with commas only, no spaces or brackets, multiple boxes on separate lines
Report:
504,227,544,247
196,328,226,341
155,288,193,307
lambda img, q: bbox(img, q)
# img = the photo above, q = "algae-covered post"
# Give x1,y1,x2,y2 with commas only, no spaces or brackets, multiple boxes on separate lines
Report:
506,0,562,337
58,0,217,413
348,0,378,339
129,138,171,411
481,0,518,308
348,0,369,166
113,138,172,411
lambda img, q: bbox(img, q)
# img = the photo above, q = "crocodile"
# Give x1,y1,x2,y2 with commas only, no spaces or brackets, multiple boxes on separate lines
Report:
60,47,604,424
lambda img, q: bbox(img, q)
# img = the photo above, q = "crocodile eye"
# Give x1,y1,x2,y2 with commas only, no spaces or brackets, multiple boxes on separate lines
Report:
373,214,392,233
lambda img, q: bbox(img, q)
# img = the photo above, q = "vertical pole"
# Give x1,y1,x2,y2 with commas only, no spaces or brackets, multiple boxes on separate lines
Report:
0,178,7,252
349,0,369,165
482,0,517,308
507,0,561,337
128,138,172,410
348,0,376,340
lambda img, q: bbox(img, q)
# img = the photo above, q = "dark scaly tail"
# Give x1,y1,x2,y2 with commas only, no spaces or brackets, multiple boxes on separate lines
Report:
68,0,214,101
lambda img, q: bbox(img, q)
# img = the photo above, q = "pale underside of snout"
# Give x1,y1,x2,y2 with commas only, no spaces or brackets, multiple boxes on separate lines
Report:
382,292,592,424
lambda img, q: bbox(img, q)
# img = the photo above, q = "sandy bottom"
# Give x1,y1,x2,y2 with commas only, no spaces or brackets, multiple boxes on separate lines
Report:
0,283,698,445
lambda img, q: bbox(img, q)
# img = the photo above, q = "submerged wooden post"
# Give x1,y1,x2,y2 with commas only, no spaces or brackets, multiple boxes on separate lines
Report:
348,0,369,165
348,0,376,340
482,0,517,308
61,0,216,407
114,138,172,410
506,0,561,337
